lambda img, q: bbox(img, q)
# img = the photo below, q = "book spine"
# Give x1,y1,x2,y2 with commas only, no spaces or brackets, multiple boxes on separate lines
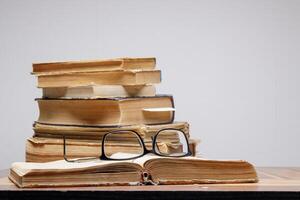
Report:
141,171,157,185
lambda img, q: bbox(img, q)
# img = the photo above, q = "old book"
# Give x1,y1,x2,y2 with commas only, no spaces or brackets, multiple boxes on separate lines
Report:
35,70,161,88
25,137,198,162
36,96,175,127
42,85,156,98
29,122,195,162
32,57,156,75
33,122,189,140
9,154,258,188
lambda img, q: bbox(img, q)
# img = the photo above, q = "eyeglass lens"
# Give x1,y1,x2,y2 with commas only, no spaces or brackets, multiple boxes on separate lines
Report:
154,129,189,156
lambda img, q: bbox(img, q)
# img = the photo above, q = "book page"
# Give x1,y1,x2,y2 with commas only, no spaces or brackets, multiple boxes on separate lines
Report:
12,158,141,176
133,154,246,168
133,153,164,167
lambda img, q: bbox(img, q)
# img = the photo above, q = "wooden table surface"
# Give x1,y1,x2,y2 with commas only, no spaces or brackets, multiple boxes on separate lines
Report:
0,167,300,191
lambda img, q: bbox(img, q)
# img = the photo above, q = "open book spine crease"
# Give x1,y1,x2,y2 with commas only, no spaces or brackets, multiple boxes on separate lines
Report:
141,171,158,185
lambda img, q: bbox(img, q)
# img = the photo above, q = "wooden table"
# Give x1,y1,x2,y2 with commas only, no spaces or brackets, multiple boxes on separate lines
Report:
1,167,300,199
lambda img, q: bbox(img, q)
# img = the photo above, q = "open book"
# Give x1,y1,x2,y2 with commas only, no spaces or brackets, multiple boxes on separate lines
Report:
9,154,258,188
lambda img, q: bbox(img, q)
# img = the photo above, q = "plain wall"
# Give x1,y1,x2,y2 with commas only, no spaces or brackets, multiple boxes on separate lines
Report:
0,0,299,169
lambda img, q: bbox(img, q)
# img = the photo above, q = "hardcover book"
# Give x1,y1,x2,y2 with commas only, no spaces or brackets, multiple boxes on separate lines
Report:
29,122,197,162
42,85,156,98
32,57,156,75
36,70,161,88
36,96,174,127
26,137,199,162
33,121,189,140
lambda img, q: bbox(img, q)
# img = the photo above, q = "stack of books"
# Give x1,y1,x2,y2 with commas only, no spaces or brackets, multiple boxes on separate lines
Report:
26,57,197,162
9,57,258,188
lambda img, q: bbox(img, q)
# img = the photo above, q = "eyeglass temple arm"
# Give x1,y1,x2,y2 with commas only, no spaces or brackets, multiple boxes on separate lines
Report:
63,135,75,162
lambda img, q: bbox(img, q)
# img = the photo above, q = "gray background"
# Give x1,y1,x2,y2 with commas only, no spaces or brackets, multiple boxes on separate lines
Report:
0,0,299,170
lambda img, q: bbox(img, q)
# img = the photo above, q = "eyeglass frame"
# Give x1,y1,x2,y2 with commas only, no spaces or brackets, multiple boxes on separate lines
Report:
63,128,192,162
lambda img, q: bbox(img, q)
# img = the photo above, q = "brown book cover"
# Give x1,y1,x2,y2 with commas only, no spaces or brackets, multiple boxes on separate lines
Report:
32,57,156,75
36,96,175,127
29,122,196,162
35,70,161,88
33,121,188,140
26,137,198,163
42,85,156,98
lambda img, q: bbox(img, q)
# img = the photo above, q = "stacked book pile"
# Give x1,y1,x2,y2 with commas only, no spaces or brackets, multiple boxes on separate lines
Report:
27,57,197,162
9,57,258,188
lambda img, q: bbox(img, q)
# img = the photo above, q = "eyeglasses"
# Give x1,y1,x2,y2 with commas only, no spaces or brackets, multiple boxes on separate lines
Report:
63,128,192,162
